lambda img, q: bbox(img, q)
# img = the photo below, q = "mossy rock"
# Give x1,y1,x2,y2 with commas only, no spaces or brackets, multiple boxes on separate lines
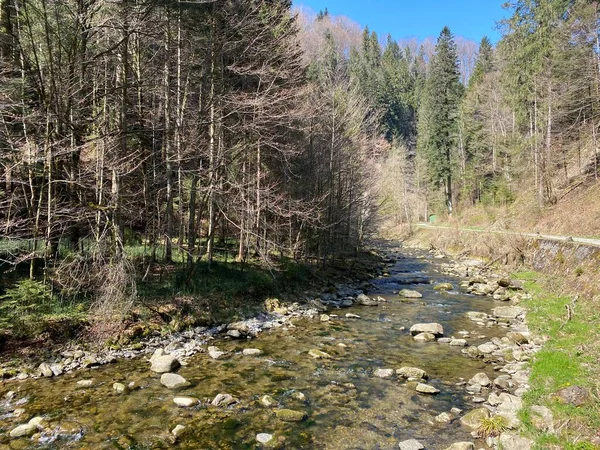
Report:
274,409,307,422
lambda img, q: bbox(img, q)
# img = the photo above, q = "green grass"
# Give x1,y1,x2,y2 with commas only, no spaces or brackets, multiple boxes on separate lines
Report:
513,270,600,449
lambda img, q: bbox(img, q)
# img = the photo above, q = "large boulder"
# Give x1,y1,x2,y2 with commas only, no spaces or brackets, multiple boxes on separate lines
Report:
150,355,180,373
410,323,444,336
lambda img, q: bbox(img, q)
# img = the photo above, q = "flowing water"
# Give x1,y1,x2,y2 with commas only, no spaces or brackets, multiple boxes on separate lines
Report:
0,248,508,450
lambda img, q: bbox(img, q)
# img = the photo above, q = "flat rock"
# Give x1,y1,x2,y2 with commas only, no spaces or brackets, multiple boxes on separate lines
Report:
274,409,307,422
345,313,361,319
160,373,190,389
492,306,525,319
410,323,444,336
242,348,263,356
374,368,394,379
477,343,498,354
498,433,533,450
398,439,424,450
399,289,422,298
450,339,467,346
466,311,488,321
416,382,439,394
150,355,180,373
308,349,332,359
173,396,199,407
76,379,94,387
397,367,428,379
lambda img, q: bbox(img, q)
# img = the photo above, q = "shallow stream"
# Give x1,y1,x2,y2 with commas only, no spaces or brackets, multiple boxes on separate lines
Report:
1,247,509,450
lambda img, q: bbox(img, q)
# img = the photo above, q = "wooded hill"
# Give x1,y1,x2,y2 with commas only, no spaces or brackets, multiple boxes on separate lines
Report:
1,0,600,336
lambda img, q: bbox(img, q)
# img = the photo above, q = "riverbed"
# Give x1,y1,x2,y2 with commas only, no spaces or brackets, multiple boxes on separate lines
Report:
1,246,520,450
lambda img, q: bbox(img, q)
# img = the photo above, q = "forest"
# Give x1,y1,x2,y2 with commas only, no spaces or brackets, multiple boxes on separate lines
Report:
1,0,600,341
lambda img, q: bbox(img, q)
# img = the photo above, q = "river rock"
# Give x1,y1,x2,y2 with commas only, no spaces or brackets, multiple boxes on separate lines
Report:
374,368,394,379
291,391,306,401
443,443,474,450
261,395,277,407
477,343,498,354
553,385,591,407
413,332,436,342
113,382,127,394
399,289,422,298
256,433,274,444
397,367,428,379
356,294,378,306
243,348,263,356
529,405,554,432
498,433,533,450
492,306,525,319
76,379,94,387
450,339,467,346
38,363,53,378
308,349,332,359
208,346,226,360
173,396,198,407
416,382,439,394
320,314,330,322
435,411,453,423
506,332,529,345
227,329,242,339
460,408,490,428
160,373,189,389
9,422,38,438
211,393,238,407
434,282,453,291
150,355,180,373
274,409,307,422
410,323,444,336
398,439,424,450
346,313,361,319
466,311,488,322
171,424,186,437
469,372,491,387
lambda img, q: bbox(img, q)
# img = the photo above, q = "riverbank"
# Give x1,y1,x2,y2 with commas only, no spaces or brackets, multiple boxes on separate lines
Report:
0,250,386,382
401,229,600,449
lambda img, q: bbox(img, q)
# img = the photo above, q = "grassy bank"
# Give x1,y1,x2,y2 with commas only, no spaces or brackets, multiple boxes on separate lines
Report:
515,271,600,450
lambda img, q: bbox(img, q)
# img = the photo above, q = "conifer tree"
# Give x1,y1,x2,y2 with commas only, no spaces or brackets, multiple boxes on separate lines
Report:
417,26,461,213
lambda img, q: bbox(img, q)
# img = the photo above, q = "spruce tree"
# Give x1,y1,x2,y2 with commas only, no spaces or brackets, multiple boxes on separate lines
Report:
417,26,461,214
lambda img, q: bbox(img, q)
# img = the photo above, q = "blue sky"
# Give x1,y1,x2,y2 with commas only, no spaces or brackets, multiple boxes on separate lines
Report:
293,1,510,43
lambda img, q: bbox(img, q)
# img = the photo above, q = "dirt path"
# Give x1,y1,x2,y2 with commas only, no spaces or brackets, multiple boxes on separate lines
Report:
415,223,600,248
